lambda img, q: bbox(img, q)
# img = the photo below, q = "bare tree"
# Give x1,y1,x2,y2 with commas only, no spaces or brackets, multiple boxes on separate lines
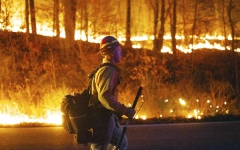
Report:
53,0,60,38
25,0,29,35
228,0,239,105
63,0,77,52
25,0,30,44
151,0,159,53
0,0,14,28
29,0,37,34
83,0,88,41
125,0,132,48
170,0,177,56
149,0,165,53
190,0,198,87
221,0,228,51
78,0,88,41
158,0,165,52
178,1,192,47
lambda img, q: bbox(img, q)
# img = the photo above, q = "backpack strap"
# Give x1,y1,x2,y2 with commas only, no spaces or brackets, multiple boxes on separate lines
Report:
88,63,120,79
87,63,120,93
87,63,121,109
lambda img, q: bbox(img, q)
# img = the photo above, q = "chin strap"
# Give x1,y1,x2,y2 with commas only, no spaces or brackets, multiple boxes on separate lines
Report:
116,86,143,150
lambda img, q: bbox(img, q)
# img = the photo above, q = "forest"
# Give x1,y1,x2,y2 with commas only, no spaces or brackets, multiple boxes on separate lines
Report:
0,0,240,123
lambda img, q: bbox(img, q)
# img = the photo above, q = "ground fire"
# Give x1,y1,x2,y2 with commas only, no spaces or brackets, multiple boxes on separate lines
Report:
1,0,240,126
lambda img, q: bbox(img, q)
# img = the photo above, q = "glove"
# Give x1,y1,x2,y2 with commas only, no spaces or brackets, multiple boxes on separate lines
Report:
124,107,136,119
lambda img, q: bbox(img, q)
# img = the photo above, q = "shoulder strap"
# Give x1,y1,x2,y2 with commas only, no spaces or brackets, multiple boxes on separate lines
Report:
87,63,120,107
88,63,120,108
88,63,120,79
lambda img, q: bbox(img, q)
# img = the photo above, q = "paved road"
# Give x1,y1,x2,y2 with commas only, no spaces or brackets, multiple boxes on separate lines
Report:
0,121,240,150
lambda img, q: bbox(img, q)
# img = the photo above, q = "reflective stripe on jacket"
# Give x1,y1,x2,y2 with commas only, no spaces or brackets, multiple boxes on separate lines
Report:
90,62,126,115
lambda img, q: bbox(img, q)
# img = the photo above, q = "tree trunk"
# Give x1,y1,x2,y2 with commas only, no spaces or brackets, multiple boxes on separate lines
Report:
168,0,177,82
170,0,177,56
221,0,227,51
228,0,239,105
191,0,198,87
78,0,88,72
84,0,88,42
158,0,165,52
25,0,29,43
125,0,132,48
53,0,60,38
181,0,187,46
63,0,77,51
29,0,36,34
153,0,159,53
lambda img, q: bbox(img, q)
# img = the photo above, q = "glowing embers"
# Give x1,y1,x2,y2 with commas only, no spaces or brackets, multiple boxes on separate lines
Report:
0,111,62,126
135,115,147,120
179,98,186,106
0,101,62,126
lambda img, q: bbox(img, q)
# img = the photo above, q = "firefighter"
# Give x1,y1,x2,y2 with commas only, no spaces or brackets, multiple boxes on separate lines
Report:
90,36,136,150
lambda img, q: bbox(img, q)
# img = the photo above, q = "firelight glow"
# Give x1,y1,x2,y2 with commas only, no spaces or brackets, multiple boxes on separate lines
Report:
0,112,62,125
3,16,240,53
179,98,186,106
135,115,147,120
0,31,235,126
0,99,62,125
0,2,238,126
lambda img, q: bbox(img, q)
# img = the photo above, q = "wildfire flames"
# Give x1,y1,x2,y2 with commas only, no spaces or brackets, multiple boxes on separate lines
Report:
0,33,237,126
0,87,68,126
0,110,61,126
2,11,240,53
0,2,239,126
0,99,62,126
0,32,237,126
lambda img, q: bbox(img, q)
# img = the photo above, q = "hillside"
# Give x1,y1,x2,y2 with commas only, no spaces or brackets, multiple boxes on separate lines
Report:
0,30,239,118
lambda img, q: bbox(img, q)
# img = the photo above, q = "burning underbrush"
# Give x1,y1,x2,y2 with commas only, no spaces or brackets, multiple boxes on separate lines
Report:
1,31,240,127
0,85,72,126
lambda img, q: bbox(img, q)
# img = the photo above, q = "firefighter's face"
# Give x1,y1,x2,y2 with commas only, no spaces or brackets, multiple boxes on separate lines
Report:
112,45,122,64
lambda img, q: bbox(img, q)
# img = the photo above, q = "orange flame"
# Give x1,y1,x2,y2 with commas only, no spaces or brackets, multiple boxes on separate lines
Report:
0,100,62,126
1,2,239,125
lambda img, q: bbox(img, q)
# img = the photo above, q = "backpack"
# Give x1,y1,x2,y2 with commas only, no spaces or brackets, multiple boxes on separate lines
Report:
60,63,120,145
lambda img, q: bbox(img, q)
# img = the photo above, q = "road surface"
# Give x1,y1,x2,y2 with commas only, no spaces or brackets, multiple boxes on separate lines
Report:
0,121,240,150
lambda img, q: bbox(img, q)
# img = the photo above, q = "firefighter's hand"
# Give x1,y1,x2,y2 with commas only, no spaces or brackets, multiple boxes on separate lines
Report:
125,107,136,119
